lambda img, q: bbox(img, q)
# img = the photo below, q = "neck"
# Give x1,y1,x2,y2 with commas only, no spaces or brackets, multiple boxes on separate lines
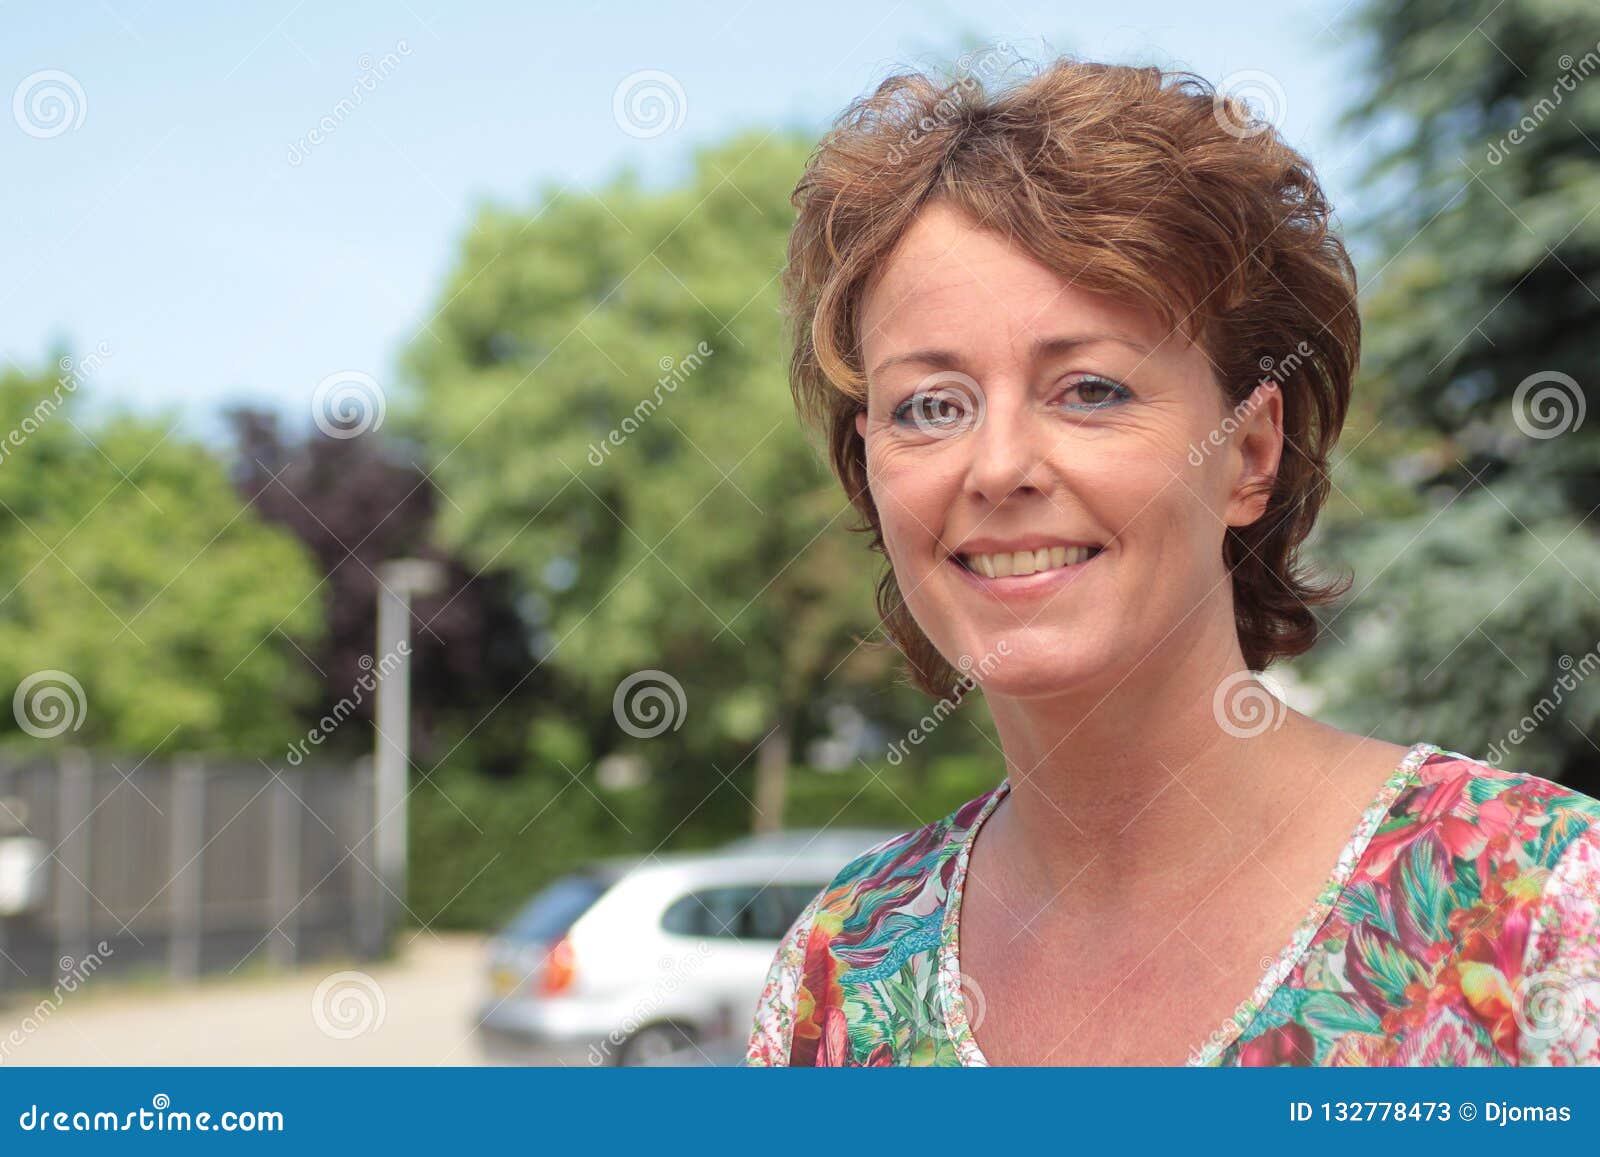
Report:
979,618,1360,907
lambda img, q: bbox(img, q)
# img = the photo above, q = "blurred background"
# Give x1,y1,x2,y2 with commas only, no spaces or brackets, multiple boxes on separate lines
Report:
2,0,1598,1066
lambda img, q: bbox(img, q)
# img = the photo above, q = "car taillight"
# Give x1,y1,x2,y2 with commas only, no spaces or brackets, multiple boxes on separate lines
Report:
539,936,577,995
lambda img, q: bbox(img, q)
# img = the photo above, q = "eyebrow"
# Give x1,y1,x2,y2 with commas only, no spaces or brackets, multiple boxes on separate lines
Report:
867,331,1156,380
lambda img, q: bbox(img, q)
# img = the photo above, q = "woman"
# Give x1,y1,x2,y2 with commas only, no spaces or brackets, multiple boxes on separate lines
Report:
745,58,1600,1066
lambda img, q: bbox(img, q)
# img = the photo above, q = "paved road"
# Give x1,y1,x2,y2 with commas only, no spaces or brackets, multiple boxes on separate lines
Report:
0,932,560,1066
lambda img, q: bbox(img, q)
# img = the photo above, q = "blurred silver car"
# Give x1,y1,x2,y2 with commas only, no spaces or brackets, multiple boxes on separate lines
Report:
474,829,894,1065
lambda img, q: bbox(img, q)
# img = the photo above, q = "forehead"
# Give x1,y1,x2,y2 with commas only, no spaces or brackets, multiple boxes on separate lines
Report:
858,201,1181,365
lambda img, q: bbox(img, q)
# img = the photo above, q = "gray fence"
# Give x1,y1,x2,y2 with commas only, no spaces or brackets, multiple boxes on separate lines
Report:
0,752,386,996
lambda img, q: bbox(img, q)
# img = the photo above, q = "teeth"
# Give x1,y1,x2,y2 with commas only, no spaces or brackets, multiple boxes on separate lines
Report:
960,546,1099,577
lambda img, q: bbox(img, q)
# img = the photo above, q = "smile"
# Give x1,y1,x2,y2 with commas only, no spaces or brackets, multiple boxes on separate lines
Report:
954,543,1104,579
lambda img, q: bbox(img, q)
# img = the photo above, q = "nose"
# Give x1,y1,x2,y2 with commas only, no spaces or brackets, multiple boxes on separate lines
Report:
963,387,1045,506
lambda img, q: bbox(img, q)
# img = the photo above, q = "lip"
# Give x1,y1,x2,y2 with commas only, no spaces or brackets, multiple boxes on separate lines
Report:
946,546,1103,598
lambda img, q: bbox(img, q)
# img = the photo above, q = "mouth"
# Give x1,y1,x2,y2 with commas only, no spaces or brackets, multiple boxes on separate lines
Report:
952,542,1105,580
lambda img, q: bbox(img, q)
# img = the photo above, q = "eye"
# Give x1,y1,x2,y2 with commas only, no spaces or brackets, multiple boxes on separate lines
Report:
1058,375,1131,411
889,373,984,436
893,391,967,427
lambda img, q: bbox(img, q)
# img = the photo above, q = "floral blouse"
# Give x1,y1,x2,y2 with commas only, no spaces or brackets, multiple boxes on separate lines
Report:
745,742,1600,1066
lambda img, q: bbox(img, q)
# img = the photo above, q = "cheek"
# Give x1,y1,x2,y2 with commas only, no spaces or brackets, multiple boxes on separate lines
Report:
866,445,957,556
1077,442,1222,564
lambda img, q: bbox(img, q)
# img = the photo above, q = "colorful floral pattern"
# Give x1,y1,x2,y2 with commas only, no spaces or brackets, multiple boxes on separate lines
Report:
746,742,1600,1066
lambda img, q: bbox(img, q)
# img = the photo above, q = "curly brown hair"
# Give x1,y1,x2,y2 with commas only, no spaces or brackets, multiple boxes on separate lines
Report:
782,56,1359,700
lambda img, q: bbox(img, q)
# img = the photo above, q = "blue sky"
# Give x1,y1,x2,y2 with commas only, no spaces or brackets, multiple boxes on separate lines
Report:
3,0,1367,441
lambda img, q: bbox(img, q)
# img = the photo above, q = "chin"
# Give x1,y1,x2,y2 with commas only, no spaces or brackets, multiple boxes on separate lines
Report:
938,631,1121,701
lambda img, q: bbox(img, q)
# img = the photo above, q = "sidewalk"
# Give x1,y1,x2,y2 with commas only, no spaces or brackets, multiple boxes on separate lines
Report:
0,933,499,1066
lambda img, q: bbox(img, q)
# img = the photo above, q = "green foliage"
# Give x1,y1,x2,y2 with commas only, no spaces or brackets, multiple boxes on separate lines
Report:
1311,480,1600,773
0,359,323,757
404,130,880,697
401,130,939,823
1308,0,1600,795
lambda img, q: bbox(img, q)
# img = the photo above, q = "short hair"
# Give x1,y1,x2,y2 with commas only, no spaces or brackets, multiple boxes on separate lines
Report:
782,56,1359,699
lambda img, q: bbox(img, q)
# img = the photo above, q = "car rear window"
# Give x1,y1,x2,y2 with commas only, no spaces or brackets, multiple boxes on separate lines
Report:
660,883,821,940
502,873,611,941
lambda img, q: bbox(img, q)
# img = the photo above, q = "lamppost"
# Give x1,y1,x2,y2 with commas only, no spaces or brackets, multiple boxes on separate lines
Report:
372,558,444,945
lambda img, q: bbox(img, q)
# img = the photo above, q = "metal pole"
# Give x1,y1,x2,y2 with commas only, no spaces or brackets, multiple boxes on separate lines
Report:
372,559,444,950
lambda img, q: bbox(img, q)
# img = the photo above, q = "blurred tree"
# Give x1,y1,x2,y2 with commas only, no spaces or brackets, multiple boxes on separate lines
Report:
1308,0,1600,795
226,408,543,777
402,132,925,831
0,359,322,756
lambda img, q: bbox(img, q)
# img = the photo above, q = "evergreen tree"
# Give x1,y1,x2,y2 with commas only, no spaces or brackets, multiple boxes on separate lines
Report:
1310,0,1600,795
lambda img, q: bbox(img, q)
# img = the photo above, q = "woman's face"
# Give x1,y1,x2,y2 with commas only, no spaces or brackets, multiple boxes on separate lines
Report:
855,201,1282,700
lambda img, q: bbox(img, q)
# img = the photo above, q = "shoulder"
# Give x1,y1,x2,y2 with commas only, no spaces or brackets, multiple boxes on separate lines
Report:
1406,744,1600,847
1356,744,1600,1064
817,786,1001,916
1462,752,1600,1065
743,784,1003,1067
1355,744,1599,887
1379,744,1600,890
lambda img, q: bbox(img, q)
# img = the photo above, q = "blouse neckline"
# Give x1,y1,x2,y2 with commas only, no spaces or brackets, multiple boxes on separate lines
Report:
936,740,1441,1067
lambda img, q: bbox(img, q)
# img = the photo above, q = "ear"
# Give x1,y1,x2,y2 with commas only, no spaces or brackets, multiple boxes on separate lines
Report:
855,409,868,439
1224,382,1283,528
